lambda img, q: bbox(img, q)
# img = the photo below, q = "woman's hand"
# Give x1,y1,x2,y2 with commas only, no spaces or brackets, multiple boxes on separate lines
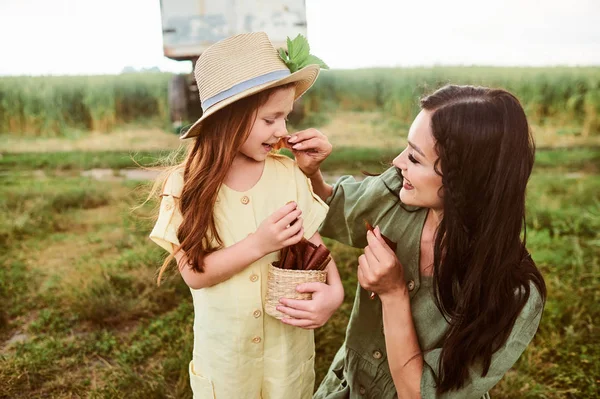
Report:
285,128,332,178
252,201,304,256
276,280,344,329
358,226,407,298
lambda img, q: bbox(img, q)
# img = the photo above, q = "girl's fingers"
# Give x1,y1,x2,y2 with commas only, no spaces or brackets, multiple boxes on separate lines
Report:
283,226,304,246
280,217,303,240
295,282,326,294
288,218,304,236
276,305,312,320
271,201,298,223
279,296,314,311
278,209,303,228
280,317,317,329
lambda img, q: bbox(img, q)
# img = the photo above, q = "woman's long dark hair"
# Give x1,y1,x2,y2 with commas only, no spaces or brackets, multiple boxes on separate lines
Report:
421,85,546,393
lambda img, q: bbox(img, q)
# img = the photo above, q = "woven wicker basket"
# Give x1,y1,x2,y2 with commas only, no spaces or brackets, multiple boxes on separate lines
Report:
265,263,327,319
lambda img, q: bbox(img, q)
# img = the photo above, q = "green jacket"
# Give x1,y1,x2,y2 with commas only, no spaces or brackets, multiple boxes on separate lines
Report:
314,168,543,399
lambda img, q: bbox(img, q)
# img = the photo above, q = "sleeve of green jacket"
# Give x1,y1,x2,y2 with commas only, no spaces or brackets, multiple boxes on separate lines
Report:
319,168,403,248
420,285,544,398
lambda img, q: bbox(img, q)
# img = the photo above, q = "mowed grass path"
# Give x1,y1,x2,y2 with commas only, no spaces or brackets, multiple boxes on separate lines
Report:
1,114,599,398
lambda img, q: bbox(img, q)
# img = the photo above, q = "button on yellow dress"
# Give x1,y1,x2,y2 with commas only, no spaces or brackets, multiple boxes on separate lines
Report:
150,154,329,399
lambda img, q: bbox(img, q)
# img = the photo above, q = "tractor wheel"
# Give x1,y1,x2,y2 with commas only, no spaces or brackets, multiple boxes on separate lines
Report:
168,74,189,132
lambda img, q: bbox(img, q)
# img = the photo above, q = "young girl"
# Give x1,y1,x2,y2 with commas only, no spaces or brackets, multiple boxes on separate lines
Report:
149,32,344,398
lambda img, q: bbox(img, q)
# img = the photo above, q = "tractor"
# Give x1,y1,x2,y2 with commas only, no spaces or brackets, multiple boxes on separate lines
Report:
159,0,309,131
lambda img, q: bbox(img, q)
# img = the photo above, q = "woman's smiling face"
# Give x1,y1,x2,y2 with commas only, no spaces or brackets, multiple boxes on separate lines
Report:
393,110,443,210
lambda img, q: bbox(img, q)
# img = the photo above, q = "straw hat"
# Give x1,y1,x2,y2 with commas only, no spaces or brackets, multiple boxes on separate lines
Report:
180,32,321,139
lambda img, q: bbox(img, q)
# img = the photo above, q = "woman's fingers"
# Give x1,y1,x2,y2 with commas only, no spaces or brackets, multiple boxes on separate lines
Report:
287,128,323,144
366,230,385,253
358,253,370,271
373,226,393,251
357,254,372,288
364,243,380,266
357,263,369,291
290,137,329,152
366,230,395,267
374,225,383,240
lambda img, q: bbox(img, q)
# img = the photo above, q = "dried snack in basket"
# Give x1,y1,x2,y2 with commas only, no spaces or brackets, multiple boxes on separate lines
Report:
274,238,331,271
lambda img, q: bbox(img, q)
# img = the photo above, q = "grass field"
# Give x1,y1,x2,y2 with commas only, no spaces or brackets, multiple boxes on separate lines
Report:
2,67,599,137
1,98,599,396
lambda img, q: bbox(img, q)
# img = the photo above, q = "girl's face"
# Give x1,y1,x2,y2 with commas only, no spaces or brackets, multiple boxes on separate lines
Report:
393,110,443,211
238,87,295,162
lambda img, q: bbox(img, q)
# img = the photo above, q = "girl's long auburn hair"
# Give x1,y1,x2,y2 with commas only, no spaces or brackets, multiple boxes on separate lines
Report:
418,85,546,393
155,83,296,284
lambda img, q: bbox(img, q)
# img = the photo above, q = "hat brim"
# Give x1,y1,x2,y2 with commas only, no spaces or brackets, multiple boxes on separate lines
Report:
179,64,321,139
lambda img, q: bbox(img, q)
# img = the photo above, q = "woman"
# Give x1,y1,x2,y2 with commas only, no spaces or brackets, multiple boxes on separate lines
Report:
276,85,546,398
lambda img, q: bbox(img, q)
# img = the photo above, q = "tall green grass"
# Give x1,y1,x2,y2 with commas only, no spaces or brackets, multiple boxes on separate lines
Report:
304,67,600,135
1,67,599,136
0,74,171,135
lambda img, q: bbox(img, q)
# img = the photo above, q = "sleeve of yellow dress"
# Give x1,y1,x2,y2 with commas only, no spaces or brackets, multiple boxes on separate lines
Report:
419,285,544,398
149,170,185,254
293,163,329,239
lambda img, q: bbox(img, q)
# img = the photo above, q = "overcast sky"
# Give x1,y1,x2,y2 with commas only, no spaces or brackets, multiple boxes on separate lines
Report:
0,0,599,76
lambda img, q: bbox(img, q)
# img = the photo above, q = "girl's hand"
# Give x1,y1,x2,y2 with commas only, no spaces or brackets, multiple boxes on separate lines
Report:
253,202,304,256
285,128,332,178
276,281,343,329
358,226,407,299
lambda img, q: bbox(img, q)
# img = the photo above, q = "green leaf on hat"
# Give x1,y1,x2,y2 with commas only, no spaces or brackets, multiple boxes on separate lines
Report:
279,34,329,73
299,54,329,70
288,34,310,64
278,48,288,62
287,61,299,73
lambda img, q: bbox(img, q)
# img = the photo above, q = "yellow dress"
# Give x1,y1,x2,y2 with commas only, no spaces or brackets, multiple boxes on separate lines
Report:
150,154,329,399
